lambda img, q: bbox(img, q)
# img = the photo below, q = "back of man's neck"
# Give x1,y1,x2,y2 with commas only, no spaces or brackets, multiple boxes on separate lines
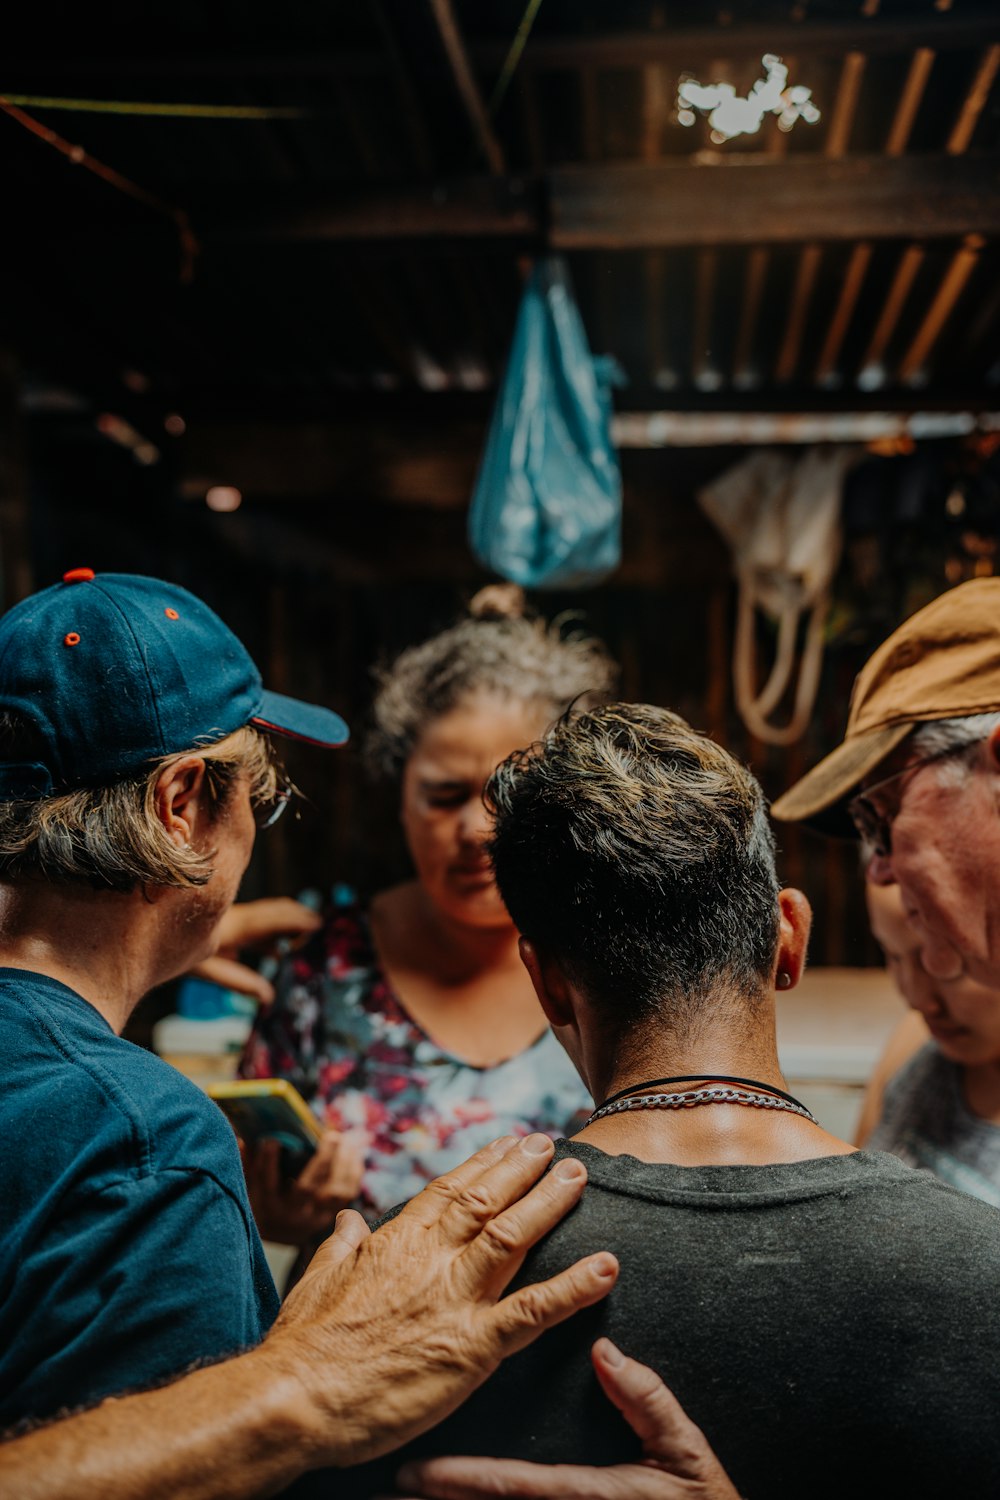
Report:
579,1030,855,1166
0,882,161,1033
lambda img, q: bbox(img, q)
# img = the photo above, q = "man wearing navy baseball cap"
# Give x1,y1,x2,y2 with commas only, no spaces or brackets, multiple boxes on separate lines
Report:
0,568,351,1428
0,570,738,1500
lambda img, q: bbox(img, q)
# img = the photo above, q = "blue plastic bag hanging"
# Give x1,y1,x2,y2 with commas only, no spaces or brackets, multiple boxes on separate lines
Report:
468,257,625,589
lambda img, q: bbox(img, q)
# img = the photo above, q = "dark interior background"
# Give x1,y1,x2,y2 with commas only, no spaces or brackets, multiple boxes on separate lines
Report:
3,0,1000,1028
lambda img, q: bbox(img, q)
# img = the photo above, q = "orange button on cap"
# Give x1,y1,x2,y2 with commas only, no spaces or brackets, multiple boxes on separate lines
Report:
63,567,95,584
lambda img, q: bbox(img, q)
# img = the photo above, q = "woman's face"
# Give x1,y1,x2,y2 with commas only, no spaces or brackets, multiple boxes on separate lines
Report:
866,880,1000,1067
401,692,552,931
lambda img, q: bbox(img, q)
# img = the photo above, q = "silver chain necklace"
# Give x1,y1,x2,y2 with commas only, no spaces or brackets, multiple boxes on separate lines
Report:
588,1086,816,1125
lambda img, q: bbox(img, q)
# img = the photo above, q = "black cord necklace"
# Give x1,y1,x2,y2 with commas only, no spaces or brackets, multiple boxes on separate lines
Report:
593,1073,813,1116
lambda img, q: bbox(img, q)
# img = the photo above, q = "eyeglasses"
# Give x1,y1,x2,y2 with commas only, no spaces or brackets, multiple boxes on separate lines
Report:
253,779,295,830
847,744,973,859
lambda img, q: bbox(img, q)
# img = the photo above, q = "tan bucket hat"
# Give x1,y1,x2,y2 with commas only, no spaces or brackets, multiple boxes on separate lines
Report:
770,577,1000,835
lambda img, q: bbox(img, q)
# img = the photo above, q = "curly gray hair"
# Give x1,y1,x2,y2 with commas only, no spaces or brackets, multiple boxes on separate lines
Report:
368,589,618,780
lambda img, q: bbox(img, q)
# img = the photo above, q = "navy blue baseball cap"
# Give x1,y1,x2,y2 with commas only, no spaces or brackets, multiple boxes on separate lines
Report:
0,569,349,798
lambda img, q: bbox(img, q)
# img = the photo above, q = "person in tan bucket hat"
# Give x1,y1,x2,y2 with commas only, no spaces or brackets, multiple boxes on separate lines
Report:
772,576,1000,985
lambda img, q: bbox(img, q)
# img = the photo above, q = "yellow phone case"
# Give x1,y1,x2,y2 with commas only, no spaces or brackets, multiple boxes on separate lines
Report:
208,1078,322,1151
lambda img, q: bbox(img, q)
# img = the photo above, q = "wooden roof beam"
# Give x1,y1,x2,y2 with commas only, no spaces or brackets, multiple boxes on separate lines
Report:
203,178,540,242
155,156,1000,247
548,155,1000,249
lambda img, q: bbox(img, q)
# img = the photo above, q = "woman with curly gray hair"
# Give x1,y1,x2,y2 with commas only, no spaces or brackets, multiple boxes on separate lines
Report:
240,587,618,1231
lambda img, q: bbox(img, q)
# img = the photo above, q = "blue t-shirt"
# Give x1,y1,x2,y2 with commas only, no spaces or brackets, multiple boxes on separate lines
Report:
0,969,279,1429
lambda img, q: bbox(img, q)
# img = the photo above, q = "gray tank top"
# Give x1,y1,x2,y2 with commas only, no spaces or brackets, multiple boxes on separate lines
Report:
867,1042,1000,1208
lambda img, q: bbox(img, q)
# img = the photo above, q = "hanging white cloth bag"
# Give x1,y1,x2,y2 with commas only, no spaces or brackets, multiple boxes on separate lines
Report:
698,446,854,745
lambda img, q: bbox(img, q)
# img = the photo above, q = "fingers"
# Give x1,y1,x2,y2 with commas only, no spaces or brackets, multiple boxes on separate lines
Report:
460,1152,589,1285
296,1131,341,1191
485,1252,618,1361
592,1341,738,1495
216,897,323,951
255,1137,282,1199
591,1341,694,1450
274,1209,372,1328
395,1455,637,1499
247,896,324,940
306,1208,371,1274
189,955,275,1004
419,1135,562,1246
295,1131,364,1207
400,1137,520,1230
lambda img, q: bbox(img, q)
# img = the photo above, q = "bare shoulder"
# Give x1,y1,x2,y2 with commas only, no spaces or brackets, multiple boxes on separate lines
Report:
879,1009,931,1079
855,1010,930,1146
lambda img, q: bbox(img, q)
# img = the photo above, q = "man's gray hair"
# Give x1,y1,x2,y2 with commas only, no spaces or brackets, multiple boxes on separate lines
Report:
910,712,1000,783
0,715,276,892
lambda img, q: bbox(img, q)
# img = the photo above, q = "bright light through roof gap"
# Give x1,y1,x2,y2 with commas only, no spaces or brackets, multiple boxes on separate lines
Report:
677,55,820,142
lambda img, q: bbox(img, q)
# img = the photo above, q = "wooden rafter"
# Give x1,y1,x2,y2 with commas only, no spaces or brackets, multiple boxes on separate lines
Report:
732,247,768,389
642,64,670,162
814,44,934,384
884,45,935,155
692,248,718,388
823,49,866,158
776,245,822,384
774,50,864,383
644,250,669,387
859,246,925,379
946,43,1000,155
888,44,1000,384
729,74,790,389
960,276,1000,366
898,234,986,384
426,0,506,177
814,243,873,386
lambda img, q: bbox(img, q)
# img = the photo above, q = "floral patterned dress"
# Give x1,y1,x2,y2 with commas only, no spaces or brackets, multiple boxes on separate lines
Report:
238,902,592,1222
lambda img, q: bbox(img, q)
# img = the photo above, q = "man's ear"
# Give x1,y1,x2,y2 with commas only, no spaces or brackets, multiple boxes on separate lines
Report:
154,757,209,849
518,937,575,1028
774,888,812,992
986,722,1000,774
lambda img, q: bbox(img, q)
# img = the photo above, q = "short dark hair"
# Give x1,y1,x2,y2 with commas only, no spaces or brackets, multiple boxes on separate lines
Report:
486,703,781,1036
